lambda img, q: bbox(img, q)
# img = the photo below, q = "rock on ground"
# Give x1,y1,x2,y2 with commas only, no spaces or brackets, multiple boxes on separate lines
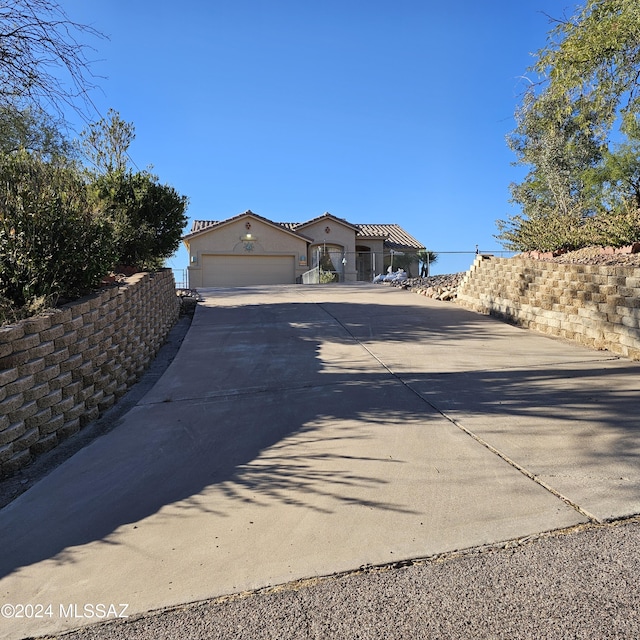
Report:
385,273,465,301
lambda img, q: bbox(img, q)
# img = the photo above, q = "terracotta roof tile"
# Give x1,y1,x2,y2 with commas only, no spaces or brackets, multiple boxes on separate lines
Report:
190,219,218,233
356,224,424,250
186,214,424,251
185,211,310,240
295,212,360,231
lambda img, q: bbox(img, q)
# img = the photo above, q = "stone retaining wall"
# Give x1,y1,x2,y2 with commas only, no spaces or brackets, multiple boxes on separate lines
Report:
0,270,179,478
457,255,640,361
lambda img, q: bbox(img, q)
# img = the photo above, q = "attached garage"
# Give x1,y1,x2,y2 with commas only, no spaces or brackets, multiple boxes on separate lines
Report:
183,210,425,288
202,254,296,287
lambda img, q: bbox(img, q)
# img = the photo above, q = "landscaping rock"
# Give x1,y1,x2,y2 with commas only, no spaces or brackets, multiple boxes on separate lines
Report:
385,273,465,301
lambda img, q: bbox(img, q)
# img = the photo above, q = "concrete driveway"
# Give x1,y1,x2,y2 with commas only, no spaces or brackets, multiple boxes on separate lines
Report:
1,283,639,639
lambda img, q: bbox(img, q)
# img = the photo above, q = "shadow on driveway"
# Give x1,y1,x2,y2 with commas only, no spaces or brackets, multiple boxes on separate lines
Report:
1,289,639,580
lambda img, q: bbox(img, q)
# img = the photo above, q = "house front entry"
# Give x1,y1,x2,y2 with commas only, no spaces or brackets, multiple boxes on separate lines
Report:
355,246,374,281
311,244,344,282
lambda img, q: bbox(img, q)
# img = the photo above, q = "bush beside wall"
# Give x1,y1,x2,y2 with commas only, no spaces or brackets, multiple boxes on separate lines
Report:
457,255,640,361
0,269,179,478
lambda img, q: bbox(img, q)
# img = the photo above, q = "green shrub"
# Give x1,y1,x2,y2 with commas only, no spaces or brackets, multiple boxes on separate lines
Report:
90,169,188,270
495,209,592,253
0,150,116,311
585,205,640,247
319,268,337,283
0,293,52,325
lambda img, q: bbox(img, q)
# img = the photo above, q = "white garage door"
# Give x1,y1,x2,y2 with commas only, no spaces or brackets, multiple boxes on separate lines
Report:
202,255,296,286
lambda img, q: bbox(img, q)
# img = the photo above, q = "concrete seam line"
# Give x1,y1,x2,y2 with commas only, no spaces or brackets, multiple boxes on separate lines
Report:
415,404,601,524
317,302,602,525
139,379,350,406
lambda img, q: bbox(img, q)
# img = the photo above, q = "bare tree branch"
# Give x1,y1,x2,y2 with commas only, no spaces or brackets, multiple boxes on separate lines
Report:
0,0,106,119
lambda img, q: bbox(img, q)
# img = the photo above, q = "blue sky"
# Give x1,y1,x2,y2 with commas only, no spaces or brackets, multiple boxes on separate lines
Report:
61,0,568,276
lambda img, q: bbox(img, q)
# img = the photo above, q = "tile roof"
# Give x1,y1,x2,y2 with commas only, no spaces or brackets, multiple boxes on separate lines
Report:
277,222,299,232
185,211,308,240
185,212,424,251
295,212,360,232
356,224,424,250
189,219,218,234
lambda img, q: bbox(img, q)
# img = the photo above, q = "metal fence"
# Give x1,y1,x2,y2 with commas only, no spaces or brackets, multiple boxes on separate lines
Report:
172,268,188,289
172,249,516,289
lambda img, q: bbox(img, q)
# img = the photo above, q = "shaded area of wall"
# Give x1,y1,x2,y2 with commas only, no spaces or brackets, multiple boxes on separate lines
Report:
457,256,640,361
0,270,179,478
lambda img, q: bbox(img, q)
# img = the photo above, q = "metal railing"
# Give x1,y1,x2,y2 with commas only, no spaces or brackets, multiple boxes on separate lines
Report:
172,268,189,289
302,266,320,284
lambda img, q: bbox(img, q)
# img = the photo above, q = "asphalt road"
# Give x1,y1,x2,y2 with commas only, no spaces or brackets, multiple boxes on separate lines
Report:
37,518,640,640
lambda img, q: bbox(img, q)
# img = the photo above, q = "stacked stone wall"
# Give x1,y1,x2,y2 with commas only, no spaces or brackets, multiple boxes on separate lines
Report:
457,255,640,361
0,269,179,477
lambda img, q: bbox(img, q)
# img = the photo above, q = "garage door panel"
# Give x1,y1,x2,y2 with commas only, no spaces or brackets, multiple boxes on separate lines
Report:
203,255,295,286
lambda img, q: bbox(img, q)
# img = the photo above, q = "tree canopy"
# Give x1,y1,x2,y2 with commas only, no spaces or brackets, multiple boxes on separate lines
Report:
0,3,189,321
534,0,640,127
83,110,189,269
0,150,116,310
90,169,188,270
0,104,75,161
497,0,640,252
80,108,135,175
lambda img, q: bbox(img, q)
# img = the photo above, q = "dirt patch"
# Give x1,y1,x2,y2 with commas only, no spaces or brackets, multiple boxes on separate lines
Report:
520,245,640,266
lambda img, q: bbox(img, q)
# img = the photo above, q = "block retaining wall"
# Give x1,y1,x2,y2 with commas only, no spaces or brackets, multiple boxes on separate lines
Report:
0,269,180,478
457,255,640,361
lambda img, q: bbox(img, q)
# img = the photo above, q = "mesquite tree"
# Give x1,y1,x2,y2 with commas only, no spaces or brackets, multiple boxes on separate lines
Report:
497,0,640,251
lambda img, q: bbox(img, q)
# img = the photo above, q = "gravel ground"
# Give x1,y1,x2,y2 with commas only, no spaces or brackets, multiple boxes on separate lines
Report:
36,518,640,640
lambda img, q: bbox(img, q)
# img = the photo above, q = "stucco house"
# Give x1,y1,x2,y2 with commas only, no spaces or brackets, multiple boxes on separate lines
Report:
182,210,424,287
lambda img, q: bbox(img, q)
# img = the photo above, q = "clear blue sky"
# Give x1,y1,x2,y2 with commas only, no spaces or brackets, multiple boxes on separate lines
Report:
61,0,567,276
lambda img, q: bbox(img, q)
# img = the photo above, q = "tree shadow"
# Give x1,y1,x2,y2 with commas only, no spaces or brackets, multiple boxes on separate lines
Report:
405,363,640,464
0,289,638,579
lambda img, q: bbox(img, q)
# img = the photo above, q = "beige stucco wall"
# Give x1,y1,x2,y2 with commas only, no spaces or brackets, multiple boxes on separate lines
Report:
354,239,385,281
184,215,413,285
186,217,310,287
349,237,417,279
298,219,358,282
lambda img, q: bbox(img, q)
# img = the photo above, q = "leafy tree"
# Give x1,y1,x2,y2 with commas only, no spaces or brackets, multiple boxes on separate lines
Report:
583,115,640,210
533,0,640,130
81,110,189,269
0,0,104,117
0,104,75,162
80,108,135,175
497,0,640,252
90,169,188,269
0,150,116,310
498,93,603,251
